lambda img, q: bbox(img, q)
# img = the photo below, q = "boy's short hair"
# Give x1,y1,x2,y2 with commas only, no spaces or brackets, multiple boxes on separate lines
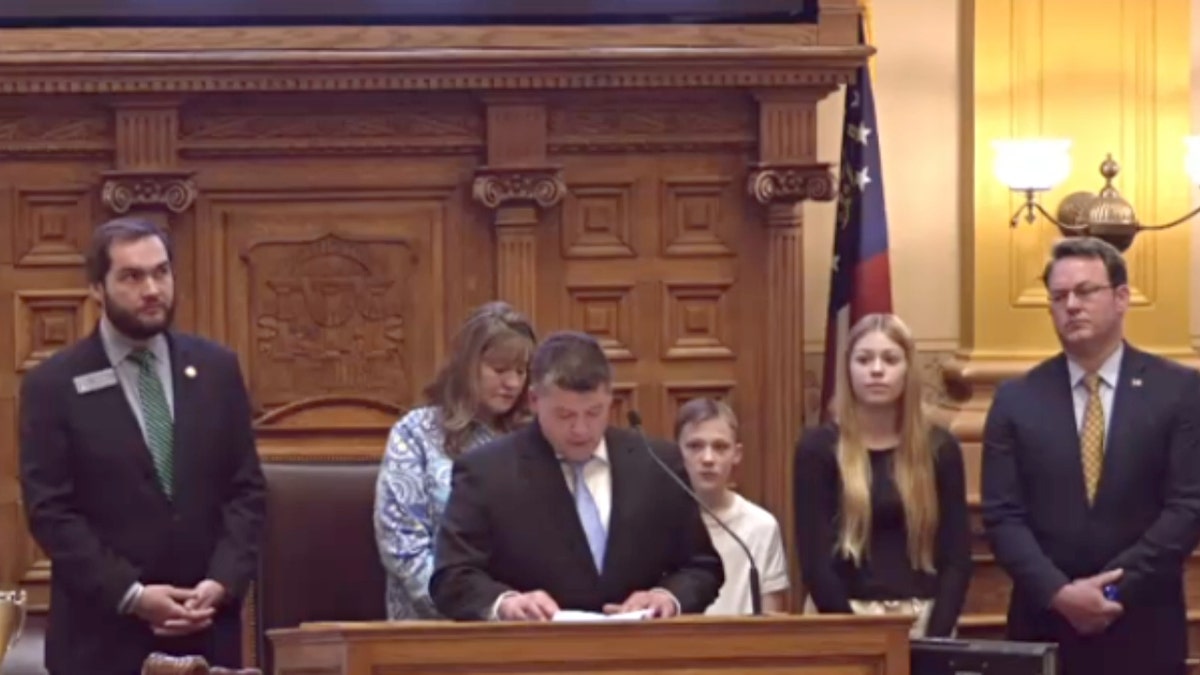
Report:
673,397,739,440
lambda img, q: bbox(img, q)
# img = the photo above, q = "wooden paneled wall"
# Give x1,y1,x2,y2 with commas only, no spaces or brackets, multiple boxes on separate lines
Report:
0,3,868,614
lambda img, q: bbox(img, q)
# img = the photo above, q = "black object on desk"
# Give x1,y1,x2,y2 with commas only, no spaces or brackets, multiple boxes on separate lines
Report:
911,637,1058,675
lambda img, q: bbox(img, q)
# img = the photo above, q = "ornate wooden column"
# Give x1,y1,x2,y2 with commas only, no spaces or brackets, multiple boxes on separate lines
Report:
748,90,837,606
101,100,197,220
472,100,565,323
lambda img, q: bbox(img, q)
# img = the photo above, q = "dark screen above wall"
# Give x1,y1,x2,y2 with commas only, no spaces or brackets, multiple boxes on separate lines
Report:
0,0,820,28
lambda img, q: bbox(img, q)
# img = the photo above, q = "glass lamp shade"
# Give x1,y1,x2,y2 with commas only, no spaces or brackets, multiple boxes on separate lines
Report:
1185,136,1200,186
992,139,1072,191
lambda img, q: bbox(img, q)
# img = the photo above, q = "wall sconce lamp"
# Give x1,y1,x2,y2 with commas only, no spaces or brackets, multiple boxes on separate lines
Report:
992,138,1200,252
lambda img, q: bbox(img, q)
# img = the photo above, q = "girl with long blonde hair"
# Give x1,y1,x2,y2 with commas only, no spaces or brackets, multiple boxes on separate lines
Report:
374,301,536,619
794,313,971,637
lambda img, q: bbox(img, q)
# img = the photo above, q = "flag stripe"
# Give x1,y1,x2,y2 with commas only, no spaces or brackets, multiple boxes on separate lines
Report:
852,254,892,319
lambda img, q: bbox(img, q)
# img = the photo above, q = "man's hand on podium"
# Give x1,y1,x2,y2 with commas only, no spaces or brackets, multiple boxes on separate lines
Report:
603,589,679,619
497,590,560,621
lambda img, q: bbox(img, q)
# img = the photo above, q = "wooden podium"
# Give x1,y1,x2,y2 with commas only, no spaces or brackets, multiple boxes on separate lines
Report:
268,615,913,675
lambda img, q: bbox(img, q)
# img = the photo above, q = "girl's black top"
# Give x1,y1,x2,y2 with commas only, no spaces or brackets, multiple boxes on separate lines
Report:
793,423,972,637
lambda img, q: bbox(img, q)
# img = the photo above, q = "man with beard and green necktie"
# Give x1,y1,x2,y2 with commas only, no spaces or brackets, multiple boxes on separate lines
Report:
19,216,266,675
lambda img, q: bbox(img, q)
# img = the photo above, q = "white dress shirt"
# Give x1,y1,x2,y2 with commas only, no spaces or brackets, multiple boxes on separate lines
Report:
99,316,175,440
559,439,611,530
1066,343,1123,439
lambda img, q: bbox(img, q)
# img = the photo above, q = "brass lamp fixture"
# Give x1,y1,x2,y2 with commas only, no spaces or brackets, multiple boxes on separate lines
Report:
992,138,1200,252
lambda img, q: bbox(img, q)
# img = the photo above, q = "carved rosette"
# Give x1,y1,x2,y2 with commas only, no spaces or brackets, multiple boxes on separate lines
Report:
101,170,198,215
472,167,567,211
746,163,836,205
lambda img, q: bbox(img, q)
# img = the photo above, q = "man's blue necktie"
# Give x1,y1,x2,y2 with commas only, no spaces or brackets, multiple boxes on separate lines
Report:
571,460,606,573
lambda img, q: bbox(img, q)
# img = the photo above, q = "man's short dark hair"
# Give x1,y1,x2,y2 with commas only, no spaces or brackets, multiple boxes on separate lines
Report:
1041,236,1128,288
85,217,173,286
530,331,612,393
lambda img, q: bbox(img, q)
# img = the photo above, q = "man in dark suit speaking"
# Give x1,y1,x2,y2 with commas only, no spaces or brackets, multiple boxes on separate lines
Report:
431,331,723,621
982,237,1200,675
19,217,266,674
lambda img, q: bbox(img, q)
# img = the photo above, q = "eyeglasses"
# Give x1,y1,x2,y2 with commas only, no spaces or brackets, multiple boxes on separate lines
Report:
1047,284,1114,305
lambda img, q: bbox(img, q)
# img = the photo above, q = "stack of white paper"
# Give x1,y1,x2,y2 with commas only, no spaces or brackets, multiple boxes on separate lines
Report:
551,609,654,622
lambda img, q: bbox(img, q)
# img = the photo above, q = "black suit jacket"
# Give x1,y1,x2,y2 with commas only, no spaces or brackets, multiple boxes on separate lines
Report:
429,422,724,620
982,345,1200,674
19,329,266,675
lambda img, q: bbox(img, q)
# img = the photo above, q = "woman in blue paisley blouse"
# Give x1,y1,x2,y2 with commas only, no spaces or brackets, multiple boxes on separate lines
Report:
374,301,537,619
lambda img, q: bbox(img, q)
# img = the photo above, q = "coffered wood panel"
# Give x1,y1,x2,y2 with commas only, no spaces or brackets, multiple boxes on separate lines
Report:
539,148,762,486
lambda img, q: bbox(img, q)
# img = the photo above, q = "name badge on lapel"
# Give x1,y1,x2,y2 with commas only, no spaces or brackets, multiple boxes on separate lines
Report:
73,368,118,395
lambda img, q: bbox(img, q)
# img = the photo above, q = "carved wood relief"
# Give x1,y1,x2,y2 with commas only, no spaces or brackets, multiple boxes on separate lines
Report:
0,7,868,650
243,235,415,409
179,95,485,159
547,100,756,154
0,106,113,159
209,189,453,417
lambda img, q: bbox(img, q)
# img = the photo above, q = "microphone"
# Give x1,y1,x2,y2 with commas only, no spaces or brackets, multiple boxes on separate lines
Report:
626,410,763,616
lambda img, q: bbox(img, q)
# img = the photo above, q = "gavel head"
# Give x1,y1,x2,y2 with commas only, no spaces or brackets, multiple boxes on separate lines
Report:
141,653,262,675
141,653,210,675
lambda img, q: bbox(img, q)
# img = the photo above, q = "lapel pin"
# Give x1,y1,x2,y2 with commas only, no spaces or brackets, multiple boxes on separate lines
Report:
1131,377,1143,388
184,366,197,379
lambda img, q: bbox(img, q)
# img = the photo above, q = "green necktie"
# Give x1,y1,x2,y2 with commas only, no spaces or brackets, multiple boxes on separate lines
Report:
129,349,173,497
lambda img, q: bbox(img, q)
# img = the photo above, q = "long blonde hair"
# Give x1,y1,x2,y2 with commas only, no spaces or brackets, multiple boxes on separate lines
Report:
832,313,938,573
423,301,536,457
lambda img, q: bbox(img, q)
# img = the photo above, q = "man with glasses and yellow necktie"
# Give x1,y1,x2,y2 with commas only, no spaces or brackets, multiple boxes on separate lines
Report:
19,217,265,675
982,236,1200,675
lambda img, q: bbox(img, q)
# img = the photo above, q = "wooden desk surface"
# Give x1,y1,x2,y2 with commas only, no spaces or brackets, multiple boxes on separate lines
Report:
269,614,912,675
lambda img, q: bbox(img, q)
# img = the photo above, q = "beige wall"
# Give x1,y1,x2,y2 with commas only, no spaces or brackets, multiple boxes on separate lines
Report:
809,0,1200,355
803,0,962,352
1192,0,1200,348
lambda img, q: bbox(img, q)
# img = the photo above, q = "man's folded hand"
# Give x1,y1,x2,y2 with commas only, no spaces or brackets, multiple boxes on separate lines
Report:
132,584,214,637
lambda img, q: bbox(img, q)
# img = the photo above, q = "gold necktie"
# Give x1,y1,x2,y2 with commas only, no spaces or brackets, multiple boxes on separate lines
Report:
1080,373,1105,503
